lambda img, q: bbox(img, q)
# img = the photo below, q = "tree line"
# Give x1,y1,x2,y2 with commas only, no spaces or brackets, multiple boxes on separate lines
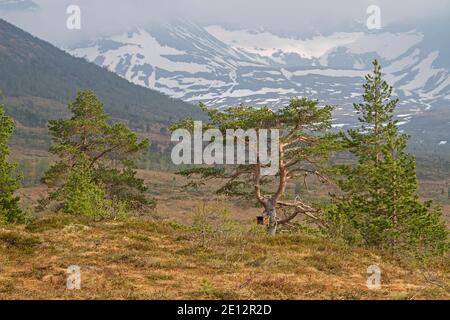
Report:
0,60,447,255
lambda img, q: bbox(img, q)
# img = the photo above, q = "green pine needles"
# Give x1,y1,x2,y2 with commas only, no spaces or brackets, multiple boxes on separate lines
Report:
0,103,27,224
325,60,448,255
41,90,154,218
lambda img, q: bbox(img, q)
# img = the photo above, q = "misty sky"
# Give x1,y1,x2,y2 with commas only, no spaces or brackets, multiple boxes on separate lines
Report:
1,0,449,46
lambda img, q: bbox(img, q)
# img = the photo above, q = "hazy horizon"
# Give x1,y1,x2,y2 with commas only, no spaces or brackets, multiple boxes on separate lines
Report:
1,0,449,46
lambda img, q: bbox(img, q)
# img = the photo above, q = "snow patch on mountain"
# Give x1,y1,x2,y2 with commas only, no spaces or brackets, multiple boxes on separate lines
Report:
342,31,423,61
73,28,210,76
69,21,449,126
205,25,359,61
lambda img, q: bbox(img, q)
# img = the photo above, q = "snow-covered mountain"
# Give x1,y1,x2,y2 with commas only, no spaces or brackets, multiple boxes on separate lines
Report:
70,20,449,130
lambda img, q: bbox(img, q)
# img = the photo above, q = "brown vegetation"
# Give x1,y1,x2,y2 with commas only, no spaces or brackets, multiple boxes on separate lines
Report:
0,213,448,300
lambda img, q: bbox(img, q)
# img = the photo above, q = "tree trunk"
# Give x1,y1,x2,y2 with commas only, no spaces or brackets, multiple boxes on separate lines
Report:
264,200,277,235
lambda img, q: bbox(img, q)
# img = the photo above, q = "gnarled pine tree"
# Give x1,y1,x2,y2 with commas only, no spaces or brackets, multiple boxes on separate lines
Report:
42,90,153,217
171,98,340,234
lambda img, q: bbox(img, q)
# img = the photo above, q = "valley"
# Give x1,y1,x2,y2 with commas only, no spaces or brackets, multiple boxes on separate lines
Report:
0,3,449,302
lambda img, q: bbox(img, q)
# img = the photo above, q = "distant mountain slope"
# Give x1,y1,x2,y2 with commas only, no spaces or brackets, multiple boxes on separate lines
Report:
70,21,450,115
0,18,202,148
69,20,450,154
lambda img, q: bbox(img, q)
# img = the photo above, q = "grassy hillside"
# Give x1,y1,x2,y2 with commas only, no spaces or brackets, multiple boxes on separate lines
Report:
0,169,445,300
0,213,448,300
0,18,203,149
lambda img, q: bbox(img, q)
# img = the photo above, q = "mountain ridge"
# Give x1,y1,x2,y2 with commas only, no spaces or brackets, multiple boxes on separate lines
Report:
68,20,450,154
70,20,449,116
0,18,202,149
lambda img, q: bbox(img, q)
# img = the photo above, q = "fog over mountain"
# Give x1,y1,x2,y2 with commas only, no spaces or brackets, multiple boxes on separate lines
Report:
0,0,37,12
1,0,449,148
1,0,449,46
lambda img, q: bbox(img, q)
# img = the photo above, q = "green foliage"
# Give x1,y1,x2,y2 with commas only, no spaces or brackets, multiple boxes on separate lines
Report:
171,98,342,234
172,98,340,200
0,104,26,224
42,91,155,217
324,60,448,255
60,156,112,219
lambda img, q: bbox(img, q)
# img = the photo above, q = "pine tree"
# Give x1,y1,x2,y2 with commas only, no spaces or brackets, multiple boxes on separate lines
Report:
171,98,340,234
41,90,154,217
62,155,113,219
0,104,25,223
326,60,448,255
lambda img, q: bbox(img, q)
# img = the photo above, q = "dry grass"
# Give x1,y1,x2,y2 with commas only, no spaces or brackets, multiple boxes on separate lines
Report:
0,213,448,300
4,169,448,300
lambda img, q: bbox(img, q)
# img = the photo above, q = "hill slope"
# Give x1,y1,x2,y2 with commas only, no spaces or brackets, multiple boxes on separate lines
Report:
0,18,201,149
0,213,448,299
